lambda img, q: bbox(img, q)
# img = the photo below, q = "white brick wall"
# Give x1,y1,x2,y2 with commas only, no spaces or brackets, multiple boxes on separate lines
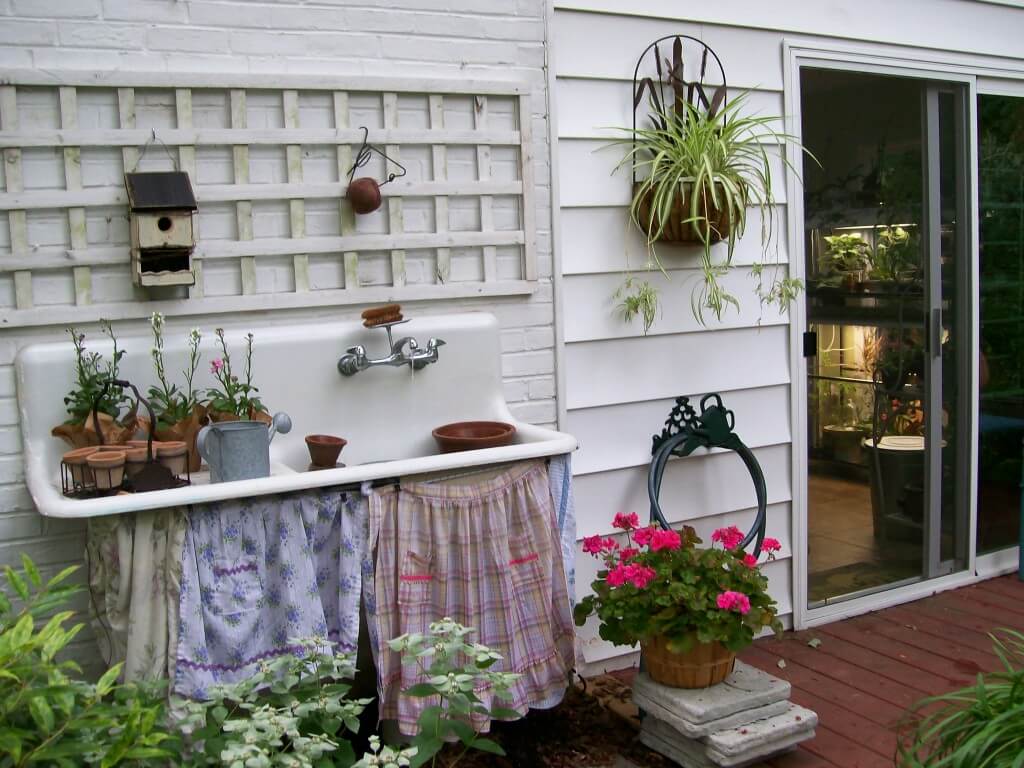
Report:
0,0,555,672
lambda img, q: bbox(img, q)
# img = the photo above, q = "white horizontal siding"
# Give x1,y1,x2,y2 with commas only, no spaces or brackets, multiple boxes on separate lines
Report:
556,79,783,140
563,268,790,341
574,444,792,538
560,204,788,275
569,385,792,475
553,4,798,654
553,12,786,90
553,1,1024,64
565,325,790,409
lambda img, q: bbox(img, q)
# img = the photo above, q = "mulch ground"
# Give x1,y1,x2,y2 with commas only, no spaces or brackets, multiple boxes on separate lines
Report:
435,674,672,768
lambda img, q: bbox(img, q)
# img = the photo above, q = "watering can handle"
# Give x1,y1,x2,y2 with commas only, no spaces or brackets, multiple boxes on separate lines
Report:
268,412,292,442
196,425,214,465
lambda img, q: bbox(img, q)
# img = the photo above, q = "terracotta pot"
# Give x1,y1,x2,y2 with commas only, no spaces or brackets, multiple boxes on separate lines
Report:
154,404,207,472
633,180,733,245
347,177,382,214
156,440,188,476
305,434,347,468
124,446,149,478
62,446,99,487
641,634,736,689
87,450,126,490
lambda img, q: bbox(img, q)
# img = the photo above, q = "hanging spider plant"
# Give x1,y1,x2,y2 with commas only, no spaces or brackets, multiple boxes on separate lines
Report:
609,90,813,326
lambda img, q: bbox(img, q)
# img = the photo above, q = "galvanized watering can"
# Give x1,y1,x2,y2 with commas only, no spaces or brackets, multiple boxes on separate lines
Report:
196,413,292,483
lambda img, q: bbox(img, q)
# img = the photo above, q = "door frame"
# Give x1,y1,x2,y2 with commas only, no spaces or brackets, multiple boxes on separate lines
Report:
783,40,986,629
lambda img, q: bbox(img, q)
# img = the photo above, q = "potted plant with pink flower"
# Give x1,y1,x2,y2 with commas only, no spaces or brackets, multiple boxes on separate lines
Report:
205,328,270,425
573,513,784,689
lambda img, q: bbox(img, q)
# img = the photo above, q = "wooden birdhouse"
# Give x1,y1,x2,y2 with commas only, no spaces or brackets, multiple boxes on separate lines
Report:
124,171,198,287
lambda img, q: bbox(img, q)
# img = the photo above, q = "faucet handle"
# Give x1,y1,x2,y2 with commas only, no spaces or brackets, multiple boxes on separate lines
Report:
427,338,446,351
346,345,366,358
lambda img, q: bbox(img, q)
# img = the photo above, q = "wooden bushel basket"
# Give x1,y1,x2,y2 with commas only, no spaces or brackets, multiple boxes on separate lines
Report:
641,634,736,689
633,180,733,245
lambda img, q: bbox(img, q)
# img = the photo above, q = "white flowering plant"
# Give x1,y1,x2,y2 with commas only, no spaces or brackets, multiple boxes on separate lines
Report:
147,312,203,429
387,618,523,768
176,637,371,768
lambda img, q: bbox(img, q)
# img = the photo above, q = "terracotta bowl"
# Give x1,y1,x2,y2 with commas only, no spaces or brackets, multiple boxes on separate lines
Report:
306,434,347,468
432,421,516,453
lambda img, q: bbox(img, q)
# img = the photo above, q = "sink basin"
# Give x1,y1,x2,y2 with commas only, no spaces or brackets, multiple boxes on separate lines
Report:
16,312,577,518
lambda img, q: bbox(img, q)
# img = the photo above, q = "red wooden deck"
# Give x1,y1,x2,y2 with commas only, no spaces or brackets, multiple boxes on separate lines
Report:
739,574,1024,768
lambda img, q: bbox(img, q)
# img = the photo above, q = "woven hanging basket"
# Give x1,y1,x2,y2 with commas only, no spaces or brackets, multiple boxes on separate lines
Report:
633,180,733,245
641,634,736,689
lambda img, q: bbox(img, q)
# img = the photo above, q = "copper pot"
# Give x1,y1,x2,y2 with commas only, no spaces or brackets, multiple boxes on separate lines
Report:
347,177,382,214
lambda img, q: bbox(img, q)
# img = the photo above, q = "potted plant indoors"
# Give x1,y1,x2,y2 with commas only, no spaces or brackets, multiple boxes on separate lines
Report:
147,312,206,472
819,232,872,290
205,328,270,424
574,513,783,688
52,321,144,448
611,68,812,327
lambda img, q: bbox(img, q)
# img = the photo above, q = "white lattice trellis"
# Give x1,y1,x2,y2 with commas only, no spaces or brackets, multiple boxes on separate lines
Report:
0,71,539,328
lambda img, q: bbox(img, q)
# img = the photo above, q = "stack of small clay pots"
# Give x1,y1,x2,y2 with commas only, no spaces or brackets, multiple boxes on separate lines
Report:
61,439,189,493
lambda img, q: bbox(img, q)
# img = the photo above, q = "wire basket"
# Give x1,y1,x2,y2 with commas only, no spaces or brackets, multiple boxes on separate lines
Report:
60,378,192,499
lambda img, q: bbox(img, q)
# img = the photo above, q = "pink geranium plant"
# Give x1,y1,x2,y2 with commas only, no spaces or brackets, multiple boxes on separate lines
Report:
574,516,784,654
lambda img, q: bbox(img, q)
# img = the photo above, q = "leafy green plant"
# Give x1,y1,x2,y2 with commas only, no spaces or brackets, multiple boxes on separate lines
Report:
610,90,811,324
871,225,920,282
177,637,371,768
573,514,784,654
62,320,129,424
386,618,523,768
0,555,176,767
898,628,1024,767
147,312,204,429
615,276,661,334
819,232,871,283
352,735,417,768
205,328,265,419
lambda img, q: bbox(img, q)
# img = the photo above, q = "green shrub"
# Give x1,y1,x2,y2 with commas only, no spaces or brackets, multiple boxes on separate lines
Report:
0,556,175,768
898,628,1024,767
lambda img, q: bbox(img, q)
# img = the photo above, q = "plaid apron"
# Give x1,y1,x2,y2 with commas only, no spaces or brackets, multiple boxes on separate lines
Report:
367,460,575,735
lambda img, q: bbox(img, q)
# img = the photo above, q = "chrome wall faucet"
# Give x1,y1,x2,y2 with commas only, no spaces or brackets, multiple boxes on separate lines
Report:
338,318,445,376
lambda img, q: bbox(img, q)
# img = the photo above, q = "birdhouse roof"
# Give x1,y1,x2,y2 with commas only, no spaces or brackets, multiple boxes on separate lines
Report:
124,171,198,211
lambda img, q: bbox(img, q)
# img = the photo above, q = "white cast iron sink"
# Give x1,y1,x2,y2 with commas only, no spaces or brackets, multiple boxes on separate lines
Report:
16,312,577,518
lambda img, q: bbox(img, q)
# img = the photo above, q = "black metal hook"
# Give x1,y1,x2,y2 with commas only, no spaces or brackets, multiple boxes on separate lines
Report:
347,126,407,186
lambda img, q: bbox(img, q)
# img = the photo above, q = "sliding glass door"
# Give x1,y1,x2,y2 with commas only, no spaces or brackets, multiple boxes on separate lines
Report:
800,68,971,607
977,94,1024,554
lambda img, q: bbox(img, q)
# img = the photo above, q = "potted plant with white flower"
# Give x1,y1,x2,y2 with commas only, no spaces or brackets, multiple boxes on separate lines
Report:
147,313,207,472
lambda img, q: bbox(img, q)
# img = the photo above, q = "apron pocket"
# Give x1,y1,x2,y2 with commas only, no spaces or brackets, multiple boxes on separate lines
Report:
397,549,433,605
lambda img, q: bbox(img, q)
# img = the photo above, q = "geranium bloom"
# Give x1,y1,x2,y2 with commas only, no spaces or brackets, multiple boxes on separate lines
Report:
716,590,751,615
582,535,618,556
762,537,782,553
711,525,744,550
649,529,681,552
612,512,640,531
632,526,655,547
619,547,639,562
741,553,758,568
607,562,657,589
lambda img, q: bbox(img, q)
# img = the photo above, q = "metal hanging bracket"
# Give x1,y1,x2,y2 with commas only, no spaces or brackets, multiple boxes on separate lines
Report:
648,393,768,556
